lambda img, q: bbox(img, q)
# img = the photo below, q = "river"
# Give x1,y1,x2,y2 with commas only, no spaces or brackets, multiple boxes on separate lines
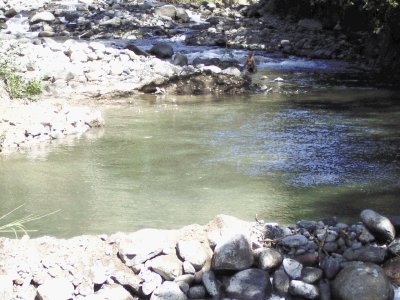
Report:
0,66,399,237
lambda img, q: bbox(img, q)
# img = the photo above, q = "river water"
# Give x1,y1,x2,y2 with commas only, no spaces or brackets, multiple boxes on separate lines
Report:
0,66,399,237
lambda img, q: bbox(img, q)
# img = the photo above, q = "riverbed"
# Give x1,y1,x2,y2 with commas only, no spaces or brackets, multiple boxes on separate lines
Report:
1,69,399,237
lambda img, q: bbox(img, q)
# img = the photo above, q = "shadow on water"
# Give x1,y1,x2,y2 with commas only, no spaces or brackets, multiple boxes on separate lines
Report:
305,186,400,224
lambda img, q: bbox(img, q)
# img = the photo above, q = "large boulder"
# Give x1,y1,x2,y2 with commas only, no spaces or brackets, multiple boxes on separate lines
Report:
360,209,396,243
332,262,394,300
212,233,254,271
225,268,272,300
149,43,174,59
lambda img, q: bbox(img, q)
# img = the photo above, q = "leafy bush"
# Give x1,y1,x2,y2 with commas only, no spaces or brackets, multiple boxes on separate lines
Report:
0,61,42,100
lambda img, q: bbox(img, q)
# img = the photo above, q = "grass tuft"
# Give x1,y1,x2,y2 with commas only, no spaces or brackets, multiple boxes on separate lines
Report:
0,205,60,238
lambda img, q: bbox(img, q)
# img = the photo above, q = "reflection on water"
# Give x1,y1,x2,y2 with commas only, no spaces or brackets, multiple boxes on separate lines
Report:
0,89,399,237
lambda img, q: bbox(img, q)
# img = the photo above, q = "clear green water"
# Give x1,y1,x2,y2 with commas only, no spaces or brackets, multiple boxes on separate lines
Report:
1,88,399,238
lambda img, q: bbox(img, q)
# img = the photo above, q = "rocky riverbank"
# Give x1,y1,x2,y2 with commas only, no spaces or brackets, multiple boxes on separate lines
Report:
0,209,399,299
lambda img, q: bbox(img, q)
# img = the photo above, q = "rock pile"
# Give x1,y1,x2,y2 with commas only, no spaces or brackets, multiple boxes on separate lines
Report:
0,99,104,153
0,210,399,299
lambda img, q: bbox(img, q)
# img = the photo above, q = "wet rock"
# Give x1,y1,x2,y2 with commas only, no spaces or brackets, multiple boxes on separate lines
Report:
320,256,343,279
125,44,150,57
383,257,400,286
202,270,221,298
177,240,208,270
360,209,396,243
298,19,323,31
273,269,290,296
187,285,206,299
37,278,74,300
343,245,386,263
332,262,393,300
258,248,283,271
289,280,319,299
149,254,183,280
172,53,188,66
150,281,187,300
280,234,309,248
149,42,174,59
301,267,323,284
212,233,253,271
388,239,400,255
225,268,272,300
283,258,303,279
30,11,56,24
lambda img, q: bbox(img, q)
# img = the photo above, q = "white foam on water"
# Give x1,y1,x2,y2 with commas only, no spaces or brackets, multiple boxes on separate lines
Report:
259,58,328,70
395,287,400,300
1,14,37,38
186,10,207,24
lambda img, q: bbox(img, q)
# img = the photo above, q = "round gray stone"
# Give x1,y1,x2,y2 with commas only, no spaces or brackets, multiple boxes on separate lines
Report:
332,262,393,300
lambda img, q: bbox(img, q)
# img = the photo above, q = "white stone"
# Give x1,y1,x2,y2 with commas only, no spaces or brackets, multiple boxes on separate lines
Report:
177,240,208,270
37,278,74,300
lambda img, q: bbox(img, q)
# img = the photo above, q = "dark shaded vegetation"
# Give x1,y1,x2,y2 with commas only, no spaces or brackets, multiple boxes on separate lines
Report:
251,0,400,81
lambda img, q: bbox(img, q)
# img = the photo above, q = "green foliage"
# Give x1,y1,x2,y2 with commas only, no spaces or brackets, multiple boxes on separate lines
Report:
0,205,60,238
0,59,42,101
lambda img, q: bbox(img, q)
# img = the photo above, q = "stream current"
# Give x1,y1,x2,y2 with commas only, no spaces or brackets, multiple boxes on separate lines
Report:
1,70,399,237
0,5,399,237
